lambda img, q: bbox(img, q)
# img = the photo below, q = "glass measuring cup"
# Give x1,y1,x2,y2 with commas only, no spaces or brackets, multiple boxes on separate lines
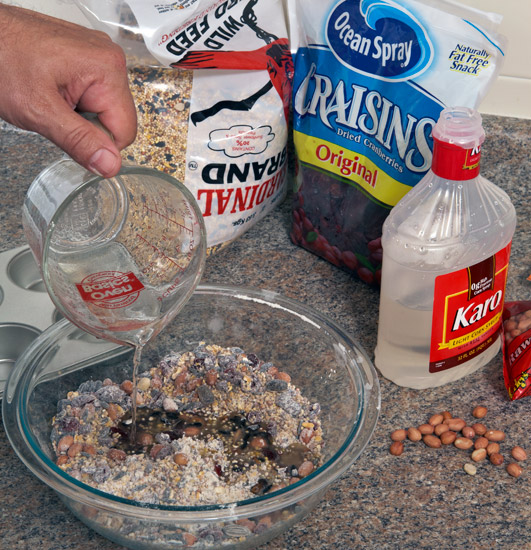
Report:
22,158,206,346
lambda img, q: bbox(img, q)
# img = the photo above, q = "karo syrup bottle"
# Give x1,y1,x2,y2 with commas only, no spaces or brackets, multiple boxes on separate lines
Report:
374,107,516,389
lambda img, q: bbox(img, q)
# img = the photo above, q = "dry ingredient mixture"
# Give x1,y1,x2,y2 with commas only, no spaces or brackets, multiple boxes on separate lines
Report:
122,66,192,186
50,344,323,506
388,405,527,479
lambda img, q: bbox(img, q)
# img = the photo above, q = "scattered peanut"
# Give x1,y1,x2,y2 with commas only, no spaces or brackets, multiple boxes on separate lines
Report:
423,435,441,449
490,452,504,466
472,423,487,436
440,431,457,445
485,430,505,442
462,426,475,439
511,446,527,461
471,448,487,462
434,424,450,436
506,463,523,478
486,442,500,456
429,413,444,426
390,441,404,456
472,405,488,419
387,406,524,480
444,418,466,432
418,423,434,435
454,437,474,450
390,429,407,442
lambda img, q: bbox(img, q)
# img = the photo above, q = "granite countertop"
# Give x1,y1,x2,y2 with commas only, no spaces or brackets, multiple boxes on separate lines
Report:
0,115,530,550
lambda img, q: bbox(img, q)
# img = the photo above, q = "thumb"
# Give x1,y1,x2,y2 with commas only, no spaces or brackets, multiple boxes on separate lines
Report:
45,104,122,178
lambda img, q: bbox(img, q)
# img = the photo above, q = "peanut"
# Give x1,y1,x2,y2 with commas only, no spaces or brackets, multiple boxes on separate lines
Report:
490,452,504,466
474,436,489,450
463,463,477,475
407,427,422,442
506,463,523,478
418,423,434,435
108,448,127,462
205,370,218,386
57,435,74,454
275,371,292,383
472,423,487,436
298,460,315,477
56,455,68,466
390,429,407,442
83,444,96,456
511,446,527,462
390,441,404,456
486,442,500,456
471,448,487,462
434,424,449,436
462,426,475,439
174,453,189,466
428,413,444,426
485,430,505,442
472,405,488,419
442,411,452,421
423,434,441,448
120,380,133,394
445,418,466,432
67,442,83,458
137,377,151,391
440,431,457,445
454,437,474,450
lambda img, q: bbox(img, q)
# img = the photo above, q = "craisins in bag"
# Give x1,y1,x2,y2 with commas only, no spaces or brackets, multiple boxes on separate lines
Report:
291,165,386,285
502,301,531,400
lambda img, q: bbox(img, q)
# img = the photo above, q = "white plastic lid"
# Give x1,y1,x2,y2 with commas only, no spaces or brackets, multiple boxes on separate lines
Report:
432,107,485,149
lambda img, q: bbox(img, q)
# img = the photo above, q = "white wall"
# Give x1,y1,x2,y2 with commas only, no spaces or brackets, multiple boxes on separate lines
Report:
454,0,531,119
4,0,530,119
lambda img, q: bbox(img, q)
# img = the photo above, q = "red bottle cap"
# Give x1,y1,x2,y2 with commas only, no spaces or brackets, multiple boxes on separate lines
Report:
431,138,481,180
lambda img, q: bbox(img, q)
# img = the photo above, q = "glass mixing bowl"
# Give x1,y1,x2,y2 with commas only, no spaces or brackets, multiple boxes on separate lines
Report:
3,284,380,550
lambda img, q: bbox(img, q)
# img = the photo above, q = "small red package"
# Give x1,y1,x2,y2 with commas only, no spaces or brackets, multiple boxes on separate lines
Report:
502,301,531,400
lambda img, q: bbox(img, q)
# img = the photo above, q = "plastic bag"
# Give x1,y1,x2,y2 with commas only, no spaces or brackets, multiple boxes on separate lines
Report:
75,0,293,254
502,301,531,401
287,0,506,284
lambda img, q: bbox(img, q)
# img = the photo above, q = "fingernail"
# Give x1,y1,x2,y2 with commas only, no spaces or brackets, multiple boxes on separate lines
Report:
88,148,119,177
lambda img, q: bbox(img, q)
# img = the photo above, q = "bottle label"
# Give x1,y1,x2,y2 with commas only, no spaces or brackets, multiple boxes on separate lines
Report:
431,137,481,180
429,243,512,373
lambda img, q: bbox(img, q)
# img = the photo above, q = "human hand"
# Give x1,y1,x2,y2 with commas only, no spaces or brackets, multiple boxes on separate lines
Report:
0,4,137,177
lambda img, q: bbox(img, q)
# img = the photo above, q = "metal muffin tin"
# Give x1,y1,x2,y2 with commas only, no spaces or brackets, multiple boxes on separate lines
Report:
0,246,125,399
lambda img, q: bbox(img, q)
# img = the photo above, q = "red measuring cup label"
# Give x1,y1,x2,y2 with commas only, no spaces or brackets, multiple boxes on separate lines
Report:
76,271,145,310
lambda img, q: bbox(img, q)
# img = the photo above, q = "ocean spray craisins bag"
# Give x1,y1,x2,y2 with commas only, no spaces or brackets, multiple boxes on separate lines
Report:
75,0,293,254
287,0,505,284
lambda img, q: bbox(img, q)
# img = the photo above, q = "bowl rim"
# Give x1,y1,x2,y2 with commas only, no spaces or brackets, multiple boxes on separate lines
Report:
3,283,380,521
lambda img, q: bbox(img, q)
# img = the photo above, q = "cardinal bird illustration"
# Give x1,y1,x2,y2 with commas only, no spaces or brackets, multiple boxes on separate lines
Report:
170,0,293,125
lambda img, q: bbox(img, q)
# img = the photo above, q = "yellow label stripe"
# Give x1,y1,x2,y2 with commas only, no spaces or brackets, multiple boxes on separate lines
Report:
294,130,412,207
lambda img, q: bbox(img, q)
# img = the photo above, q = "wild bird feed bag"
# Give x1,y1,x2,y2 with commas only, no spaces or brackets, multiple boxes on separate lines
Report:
287,0,506,284
75,0,293,254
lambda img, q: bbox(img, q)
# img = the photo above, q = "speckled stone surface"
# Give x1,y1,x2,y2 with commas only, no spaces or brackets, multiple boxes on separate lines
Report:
0,115,530,550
